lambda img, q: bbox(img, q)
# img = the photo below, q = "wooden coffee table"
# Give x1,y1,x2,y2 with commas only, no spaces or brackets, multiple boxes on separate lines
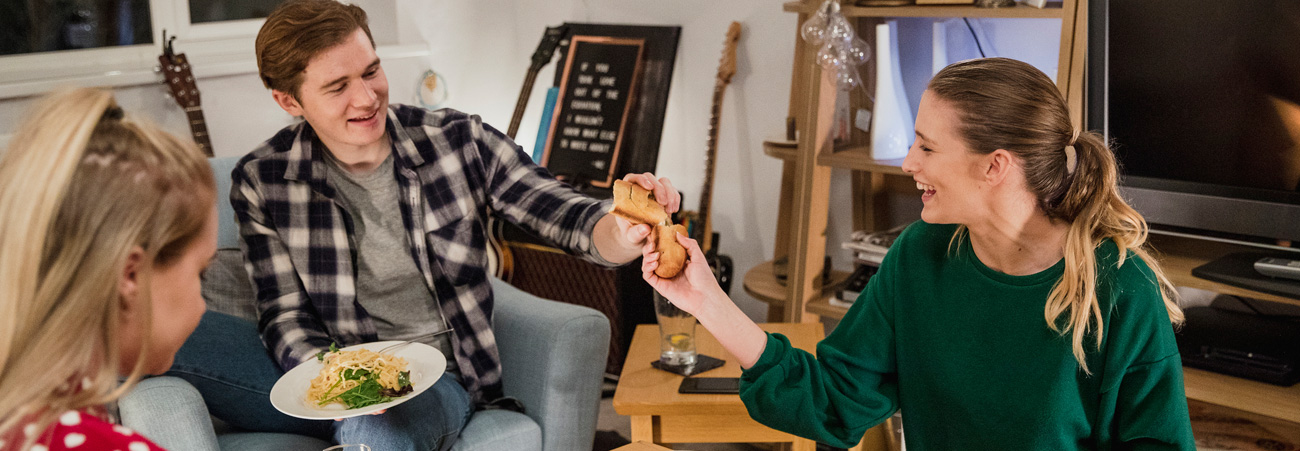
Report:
613,323,889,450
612,442,673,451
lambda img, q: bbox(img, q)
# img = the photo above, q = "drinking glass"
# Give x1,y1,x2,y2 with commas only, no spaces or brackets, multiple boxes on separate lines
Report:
654,290,697,368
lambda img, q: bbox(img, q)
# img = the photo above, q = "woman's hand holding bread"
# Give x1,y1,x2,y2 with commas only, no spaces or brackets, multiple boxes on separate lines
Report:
611,178,688,279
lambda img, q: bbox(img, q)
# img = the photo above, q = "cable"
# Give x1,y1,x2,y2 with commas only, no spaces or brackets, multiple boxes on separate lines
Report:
962,18,987,58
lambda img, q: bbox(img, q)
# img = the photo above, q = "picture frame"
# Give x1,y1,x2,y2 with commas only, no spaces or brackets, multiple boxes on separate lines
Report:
539,23,680,192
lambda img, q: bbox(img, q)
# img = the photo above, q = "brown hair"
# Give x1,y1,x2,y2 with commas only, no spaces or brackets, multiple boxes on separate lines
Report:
0,88,214,449
928,58,1182,374
254,0,374,99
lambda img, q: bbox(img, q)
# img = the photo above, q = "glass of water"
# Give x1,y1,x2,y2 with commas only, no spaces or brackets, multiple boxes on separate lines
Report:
654,290,697,368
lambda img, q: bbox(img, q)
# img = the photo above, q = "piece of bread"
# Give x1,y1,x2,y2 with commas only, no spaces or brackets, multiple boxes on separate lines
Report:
654,224,689,279
611,179,669,226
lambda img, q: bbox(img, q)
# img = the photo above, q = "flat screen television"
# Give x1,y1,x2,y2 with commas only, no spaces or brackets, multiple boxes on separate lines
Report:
1086,0,1300,250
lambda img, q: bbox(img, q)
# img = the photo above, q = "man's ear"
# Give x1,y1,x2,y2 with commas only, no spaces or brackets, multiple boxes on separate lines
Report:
271,89,304,117
118,246,145,315
984,148,1016,186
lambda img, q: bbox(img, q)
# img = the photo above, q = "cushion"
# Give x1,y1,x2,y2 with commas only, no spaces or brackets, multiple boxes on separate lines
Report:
200,249,258,322
450,409,541,451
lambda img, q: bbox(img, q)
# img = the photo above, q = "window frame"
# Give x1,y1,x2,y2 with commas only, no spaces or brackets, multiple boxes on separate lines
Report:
0,0,269,99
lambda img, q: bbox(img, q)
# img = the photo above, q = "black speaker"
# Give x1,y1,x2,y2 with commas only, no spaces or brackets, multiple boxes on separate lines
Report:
1176,298,1300,386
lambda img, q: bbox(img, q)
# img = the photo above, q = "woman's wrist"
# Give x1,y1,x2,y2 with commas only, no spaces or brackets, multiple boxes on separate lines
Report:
689,287,768,368
695,287,735,324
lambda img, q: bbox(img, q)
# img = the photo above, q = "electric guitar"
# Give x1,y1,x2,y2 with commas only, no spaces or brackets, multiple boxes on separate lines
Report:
488,25,569,280
683,22,741,292
158,32,214,157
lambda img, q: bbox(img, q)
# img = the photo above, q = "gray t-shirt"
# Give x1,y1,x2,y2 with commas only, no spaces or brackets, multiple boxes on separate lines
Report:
323,150,457,372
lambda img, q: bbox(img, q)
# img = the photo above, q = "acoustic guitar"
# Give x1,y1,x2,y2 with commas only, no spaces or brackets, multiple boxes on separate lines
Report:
158,32,214,157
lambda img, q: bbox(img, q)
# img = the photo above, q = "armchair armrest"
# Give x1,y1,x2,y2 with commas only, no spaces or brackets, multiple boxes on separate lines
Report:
118,376,222,451
490,278,610,451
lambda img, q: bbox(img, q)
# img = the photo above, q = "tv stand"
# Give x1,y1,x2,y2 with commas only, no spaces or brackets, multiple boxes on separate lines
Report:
1147,234,1300,424
1193,252,1300,300
1150,234,1300,309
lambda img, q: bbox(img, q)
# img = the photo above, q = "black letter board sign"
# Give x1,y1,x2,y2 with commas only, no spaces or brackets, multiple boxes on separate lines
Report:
541,36,645,188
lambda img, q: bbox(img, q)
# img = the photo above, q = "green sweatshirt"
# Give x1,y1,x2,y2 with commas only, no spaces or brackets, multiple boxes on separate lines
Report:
740,221,1195,450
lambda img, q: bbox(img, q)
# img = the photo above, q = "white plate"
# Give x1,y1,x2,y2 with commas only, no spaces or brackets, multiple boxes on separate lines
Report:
269,341,446,420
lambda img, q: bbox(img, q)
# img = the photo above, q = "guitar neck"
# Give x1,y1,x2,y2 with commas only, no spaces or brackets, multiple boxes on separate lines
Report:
506,66,544,139
698,81,728,253
184,107,214,157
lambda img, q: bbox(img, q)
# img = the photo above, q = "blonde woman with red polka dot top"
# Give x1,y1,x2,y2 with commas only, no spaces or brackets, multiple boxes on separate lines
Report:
0,88,215,451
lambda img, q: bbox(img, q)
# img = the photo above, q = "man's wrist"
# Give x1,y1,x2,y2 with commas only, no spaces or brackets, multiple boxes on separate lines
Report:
593,213,640,264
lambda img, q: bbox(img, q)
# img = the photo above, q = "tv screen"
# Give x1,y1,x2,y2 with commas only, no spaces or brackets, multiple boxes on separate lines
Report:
1087,0,1300,245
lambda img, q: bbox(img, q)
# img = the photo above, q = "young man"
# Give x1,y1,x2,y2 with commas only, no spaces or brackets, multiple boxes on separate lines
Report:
189,0,675,449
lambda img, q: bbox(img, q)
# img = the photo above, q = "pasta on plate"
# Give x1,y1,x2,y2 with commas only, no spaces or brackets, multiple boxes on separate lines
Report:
307,344,414,409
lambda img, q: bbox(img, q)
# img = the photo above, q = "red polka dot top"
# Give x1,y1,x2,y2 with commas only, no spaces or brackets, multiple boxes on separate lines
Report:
3,409,166,451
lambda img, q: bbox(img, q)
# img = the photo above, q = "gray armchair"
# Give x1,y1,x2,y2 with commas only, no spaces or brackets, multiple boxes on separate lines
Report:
117,157,611,451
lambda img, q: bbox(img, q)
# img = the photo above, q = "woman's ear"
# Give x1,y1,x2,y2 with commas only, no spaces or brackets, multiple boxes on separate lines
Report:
118,246,145,314
983,149,1016,186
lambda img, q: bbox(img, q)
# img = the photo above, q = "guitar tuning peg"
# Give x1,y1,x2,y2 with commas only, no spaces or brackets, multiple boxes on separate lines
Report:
153,65,162,73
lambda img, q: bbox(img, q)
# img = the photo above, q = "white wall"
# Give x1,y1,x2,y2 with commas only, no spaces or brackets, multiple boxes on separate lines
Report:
0,0,1065,323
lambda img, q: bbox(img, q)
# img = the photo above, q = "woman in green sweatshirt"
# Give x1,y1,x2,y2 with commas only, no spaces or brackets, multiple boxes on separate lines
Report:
642,57,1196,450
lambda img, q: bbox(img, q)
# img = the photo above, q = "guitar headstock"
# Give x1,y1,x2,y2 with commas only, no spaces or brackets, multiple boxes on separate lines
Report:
158,33,201,110
531,25,570,68
717,22,742,84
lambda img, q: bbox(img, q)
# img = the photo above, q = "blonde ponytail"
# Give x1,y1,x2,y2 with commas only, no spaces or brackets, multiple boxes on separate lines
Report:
929,58,1182,374
0,88,214,448
1047,131,1181,373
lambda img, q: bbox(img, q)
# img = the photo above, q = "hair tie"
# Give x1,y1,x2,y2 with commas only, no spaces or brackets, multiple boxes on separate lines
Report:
1064,129,1080,175
100,105,124,122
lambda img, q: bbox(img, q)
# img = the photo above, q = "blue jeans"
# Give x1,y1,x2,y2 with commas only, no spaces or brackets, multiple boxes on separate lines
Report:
167,311,472,450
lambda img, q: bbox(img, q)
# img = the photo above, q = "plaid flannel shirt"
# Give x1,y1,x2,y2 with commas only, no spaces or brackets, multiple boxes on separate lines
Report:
230,105,613,402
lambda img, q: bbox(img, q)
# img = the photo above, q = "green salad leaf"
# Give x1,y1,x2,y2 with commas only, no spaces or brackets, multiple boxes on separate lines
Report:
334,378,392,409
315,342,342,362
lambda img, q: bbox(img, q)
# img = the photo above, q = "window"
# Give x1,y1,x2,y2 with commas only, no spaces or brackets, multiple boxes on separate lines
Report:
0,0,154,56
188,0,282,24
0,0,290,99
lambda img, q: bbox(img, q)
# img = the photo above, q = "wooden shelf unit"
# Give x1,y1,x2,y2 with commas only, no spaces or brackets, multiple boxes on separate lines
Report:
742,259,853,321
1149,234,1300,309
817,146,909,175
806,297,851,318
762,139,798,161
1185,368,1300,425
